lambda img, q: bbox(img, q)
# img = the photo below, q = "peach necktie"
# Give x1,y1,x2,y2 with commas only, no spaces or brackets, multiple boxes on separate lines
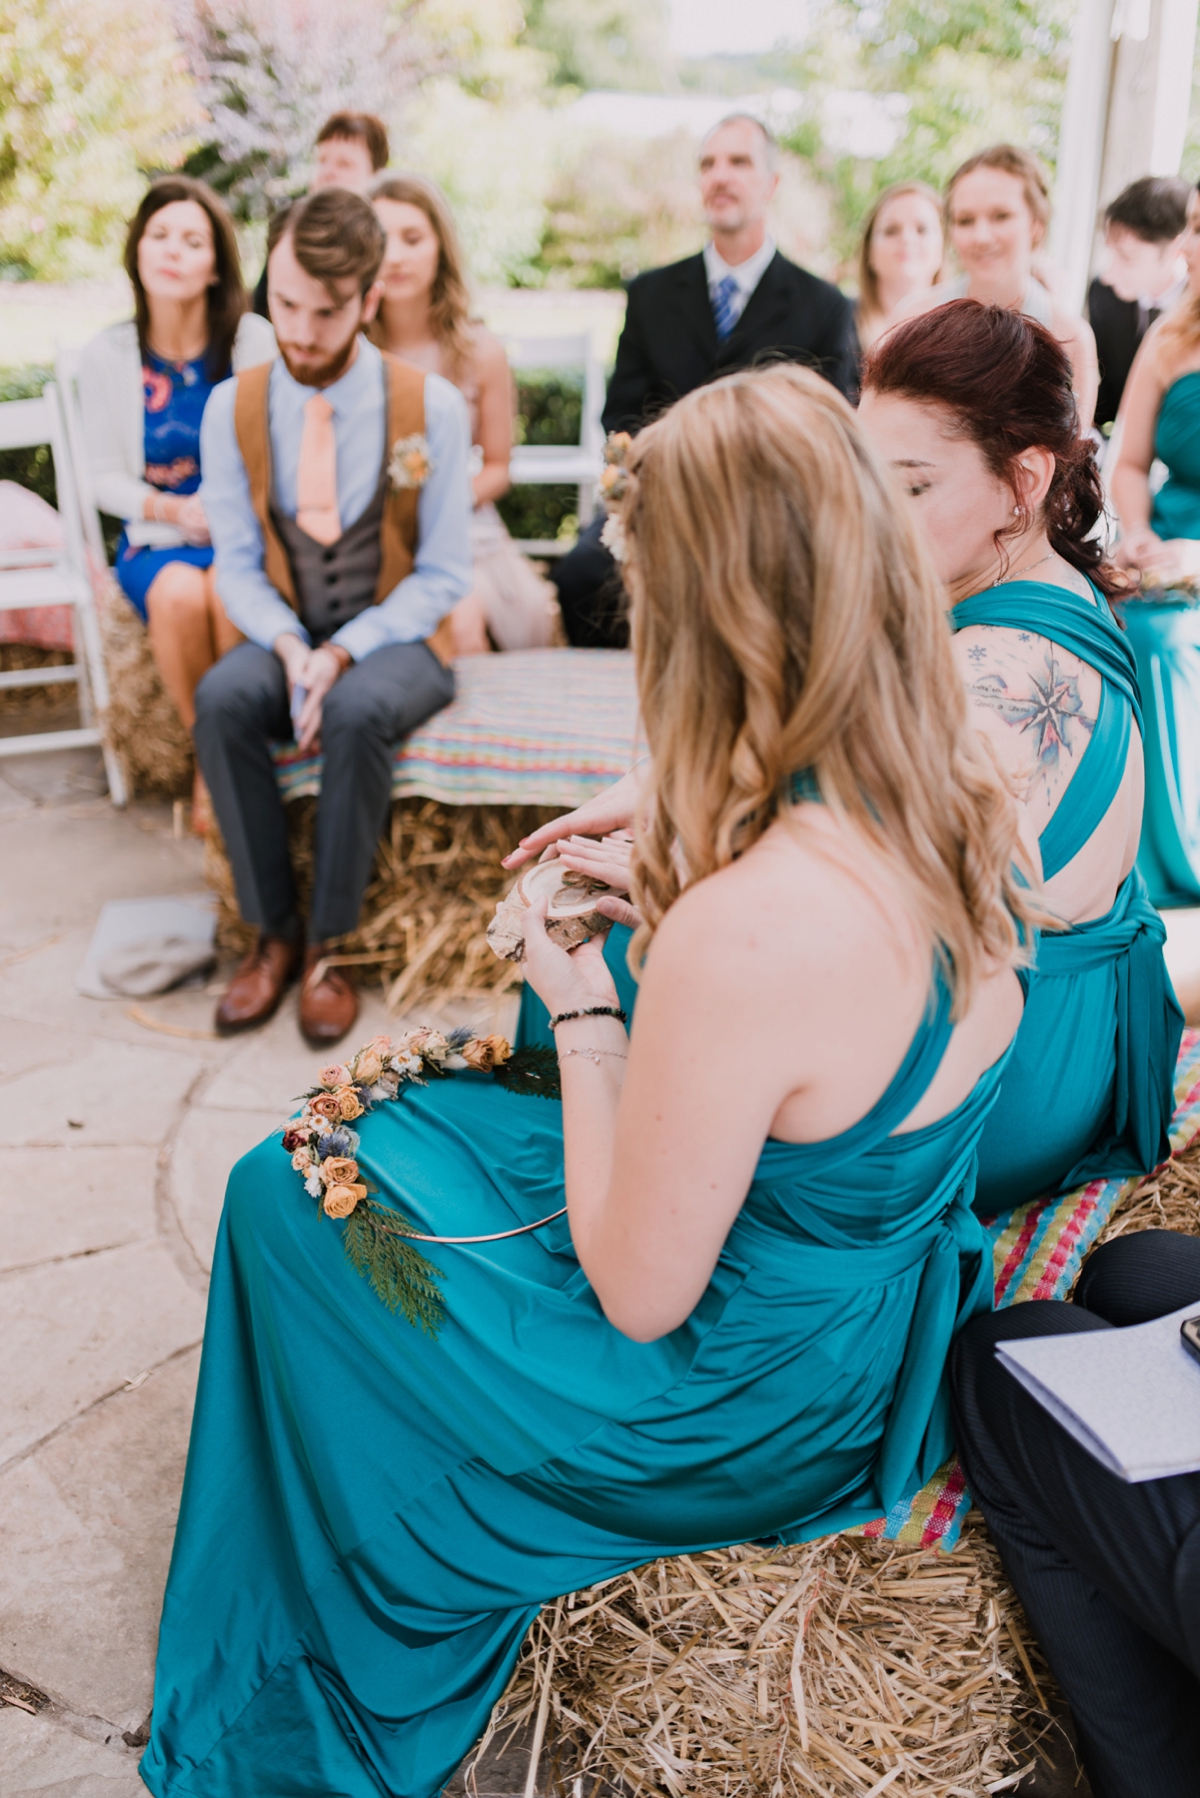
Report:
295,394,341,545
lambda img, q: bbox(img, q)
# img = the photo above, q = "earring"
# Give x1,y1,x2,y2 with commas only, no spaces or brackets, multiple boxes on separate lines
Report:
1013,505,1020,515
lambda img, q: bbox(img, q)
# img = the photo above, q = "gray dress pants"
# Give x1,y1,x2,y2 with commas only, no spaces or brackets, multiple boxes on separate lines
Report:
193,641,454,942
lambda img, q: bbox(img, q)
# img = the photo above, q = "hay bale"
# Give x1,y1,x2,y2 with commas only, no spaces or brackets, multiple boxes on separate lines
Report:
1094,1136,1200,1245
206,794,561,1007
474,1519,1058,1797
0,644,76,723
97,578,193,798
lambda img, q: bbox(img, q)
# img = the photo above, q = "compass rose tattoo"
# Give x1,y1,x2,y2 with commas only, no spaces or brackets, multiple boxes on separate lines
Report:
968,646,1093,778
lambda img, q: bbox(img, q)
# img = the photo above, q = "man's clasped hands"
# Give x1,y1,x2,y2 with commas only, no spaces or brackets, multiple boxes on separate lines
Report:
274,632,354,753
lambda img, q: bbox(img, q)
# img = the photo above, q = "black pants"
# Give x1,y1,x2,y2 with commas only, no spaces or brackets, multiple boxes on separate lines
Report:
549,514,629,649
193,641,453,942
950,1231,1200,1798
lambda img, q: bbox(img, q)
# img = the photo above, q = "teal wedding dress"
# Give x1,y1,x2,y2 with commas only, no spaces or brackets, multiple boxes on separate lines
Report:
144,959,1007,1798
949,580,1181,1211
1122,369,1200,905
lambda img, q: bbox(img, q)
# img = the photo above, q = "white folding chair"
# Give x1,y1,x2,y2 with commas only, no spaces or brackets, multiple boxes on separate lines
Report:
0,384,126,802
504,333,606,552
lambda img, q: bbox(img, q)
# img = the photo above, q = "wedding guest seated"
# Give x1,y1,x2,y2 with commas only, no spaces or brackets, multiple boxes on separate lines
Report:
142,364,1033,1798
852,180,944,358
890,145,1099,426
194,188,471,1045
860,301,1182,1209
952,1229,1200,1798
252,110,389,317
1108,180,1200,905
1089,175,1189,433
552,113,855,650
368,172,559,654
76,176,276,815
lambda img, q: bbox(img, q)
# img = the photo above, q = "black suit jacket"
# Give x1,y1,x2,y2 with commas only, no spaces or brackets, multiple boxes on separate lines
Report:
601,249,855,435
1088,278,1144,431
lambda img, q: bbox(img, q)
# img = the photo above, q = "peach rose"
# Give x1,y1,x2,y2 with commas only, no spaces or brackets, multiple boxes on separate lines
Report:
461,1033,512,1072
354,1052,383,1086
309,1092,343,1121
320,1156,360,1188
318,1064,349,1089
322,1183,366,1219
365,1034,393,1059
291,1147,315,1172
336,1086,364,1121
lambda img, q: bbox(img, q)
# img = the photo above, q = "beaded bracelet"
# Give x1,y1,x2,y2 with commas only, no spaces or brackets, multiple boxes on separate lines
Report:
549,1006,627,1028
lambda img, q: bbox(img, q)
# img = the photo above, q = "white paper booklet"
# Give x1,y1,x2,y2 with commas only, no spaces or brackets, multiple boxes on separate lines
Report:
996,1302,1200,1482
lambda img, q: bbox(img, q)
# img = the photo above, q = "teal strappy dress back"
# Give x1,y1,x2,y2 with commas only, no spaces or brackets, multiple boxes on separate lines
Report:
143,949,1006,1797
1120,370,1200,904
949,579,1182,1211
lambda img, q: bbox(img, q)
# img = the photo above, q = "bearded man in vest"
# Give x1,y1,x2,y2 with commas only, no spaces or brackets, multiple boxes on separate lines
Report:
196,188,471,1044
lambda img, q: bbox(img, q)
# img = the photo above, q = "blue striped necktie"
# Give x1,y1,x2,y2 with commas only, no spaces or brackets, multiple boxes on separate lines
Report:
712,272,740,340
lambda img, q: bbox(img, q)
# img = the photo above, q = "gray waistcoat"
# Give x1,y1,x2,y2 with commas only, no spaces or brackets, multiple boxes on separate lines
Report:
271,445,389,645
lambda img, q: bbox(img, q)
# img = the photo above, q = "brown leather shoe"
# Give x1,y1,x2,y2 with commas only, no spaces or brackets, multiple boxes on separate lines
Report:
299,944,358,1047
215,935,301,1035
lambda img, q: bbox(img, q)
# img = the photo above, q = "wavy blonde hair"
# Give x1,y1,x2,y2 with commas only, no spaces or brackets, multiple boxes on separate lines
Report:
367,172,476,379
619,365,1035,1018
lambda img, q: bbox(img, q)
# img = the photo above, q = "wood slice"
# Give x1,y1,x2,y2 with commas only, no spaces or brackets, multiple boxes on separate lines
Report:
486,858,619,962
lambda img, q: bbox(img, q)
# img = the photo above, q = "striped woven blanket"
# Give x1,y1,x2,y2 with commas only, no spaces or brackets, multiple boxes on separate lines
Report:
273,648,643,809
867,1026,1200,1550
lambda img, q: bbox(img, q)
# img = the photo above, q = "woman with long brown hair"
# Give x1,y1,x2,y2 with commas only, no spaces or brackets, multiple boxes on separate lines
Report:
853,179,944,354
144,365,1030,1796
76,177,276,754
368,172,558,653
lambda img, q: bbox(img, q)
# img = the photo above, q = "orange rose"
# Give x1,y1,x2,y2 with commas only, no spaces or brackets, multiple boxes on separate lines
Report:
336,1087,364,1121
365,1034,393,1059
320,1156,360,1187
354,1052,383,1086
310,1092,343,1121
323,1183,366,1219
461,1033,512,1072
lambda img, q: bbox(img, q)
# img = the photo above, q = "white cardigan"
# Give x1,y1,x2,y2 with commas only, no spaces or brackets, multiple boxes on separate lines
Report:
76,312,277,547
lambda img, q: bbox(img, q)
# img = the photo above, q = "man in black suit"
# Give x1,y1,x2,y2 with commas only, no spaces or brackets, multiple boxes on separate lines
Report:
554,115,855,648
1088,176,1189,433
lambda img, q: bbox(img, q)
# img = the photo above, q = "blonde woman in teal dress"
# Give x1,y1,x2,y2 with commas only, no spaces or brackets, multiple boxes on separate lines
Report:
143,365,1035,1797
1111,179,1200,905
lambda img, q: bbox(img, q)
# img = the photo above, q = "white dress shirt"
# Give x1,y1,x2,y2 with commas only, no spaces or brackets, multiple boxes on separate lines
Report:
200,336,472,661
702,236,777,331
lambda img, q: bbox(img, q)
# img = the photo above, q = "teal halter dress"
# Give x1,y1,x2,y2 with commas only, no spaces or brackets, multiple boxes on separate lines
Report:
144,963,1006,1797
1121,369,1200,904
949,579,1182,1211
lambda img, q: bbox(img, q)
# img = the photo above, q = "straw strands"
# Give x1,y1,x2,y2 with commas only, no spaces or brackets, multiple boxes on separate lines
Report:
1095,1135,1200,1244
99,580,193,797
474,1521,1054,1798
206,795,562,1009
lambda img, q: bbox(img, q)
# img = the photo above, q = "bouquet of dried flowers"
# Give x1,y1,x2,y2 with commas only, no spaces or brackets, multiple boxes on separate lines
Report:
283,1028,560,1335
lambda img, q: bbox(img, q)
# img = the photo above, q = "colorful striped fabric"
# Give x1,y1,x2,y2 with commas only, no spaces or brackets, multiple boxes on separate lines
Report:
864,1027,1200,1550
273,648,643,808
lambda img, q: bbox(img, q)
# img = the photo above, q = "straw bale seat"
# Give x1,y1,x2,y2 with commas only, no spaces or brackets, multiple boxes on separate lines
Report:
473,1032,1200,1797
204,648,641,1006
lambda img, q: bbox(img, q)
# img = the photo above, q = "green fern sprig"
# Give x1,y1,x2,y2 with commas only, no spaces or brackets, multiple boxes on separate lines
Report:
341,1199,446,1337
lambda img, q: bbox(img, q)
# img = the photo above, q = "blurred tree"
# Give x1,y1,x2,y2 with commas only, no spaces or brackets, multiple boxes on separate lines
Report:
520,0,672,94
784,0,1073,269
0,0,201,280
177,0,447,224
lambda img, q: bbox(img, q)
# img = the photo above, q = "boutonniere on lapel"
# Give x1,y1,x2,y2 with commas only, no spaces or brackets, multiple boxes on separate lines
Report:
388,433,434,490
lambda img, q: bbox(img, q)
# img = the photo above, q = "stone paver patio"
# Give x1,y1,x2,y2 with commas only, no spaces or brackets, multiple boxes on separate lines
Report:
0,748,518,1795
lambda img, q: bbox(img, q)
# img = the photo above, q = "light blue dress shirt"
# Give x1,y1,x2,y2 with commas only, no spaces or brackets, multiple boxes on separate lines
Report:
199,336,472,661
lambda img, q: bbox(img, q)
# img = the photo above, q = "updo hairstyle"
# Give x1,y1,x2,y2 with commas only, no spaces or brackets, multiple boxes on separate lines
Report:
863,300,1122,600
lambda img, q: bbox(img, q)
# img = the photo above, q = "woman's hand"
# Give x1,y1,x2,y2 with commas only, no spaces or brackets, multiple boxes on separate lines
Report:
1114,525,1163,569
520,898,620,1019
556,830,634,891
173,494,211,547
502,765,648,870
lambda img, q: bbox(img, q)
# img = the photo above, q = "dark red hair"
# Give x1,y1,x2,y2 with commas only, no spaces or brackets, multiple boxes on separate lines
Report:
862,300,1122,600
